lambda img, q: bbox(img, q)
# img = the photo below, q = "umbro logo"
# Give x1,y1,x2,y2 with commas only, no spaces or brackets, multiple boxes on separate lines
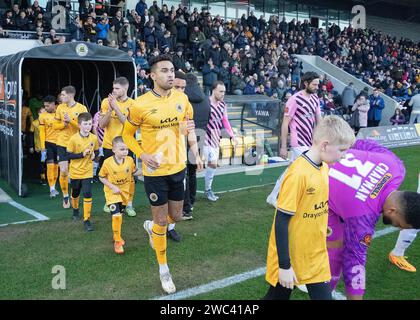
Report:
306,187,316,194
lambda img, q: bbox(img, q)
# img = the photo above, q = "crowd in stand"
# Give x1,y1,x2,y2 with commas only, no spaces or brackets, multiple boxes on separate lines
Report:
1,0,419,124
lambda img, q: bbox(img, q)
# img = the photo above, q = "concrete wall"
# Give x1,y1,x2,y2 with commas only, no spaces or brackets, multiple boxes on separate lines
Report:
0,39,43,57
366,15,420,42
297,55,398,126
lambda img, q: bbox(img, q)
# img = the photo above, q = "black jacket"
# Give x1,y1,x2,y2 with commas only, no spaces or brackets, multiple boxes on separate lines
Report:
185,75,210,132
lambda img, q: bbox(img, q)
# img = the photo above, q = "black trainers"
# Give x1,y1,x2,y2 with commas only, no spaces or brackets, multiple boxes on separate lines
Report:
181,211,193,221
72,209,80,221
167,229,181,242
84,219,94,232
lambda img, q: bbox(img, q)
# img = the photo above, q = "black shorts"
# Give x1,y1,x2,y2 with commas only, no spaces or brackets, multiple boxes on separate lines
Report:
144,169,186,206
57,145,68,162
45,141,58,163
70,178,93,198
108,202,126,215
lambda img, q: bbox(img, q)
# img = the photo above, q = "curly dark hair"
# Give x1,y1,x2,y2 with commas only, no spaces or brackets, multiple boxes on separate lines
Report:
401,191,420,229
300,71,319,89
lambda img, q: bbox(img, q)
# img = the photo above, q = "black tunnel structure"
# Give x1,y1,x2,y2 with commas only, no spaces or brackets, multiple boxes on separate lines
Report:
0,42,137,196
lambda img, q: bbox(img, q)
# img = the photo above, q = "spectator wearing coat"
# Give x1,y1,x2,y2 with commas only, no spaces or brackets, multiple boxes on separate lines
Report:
368,87,385,127
352,95,370,133
341,82,358,114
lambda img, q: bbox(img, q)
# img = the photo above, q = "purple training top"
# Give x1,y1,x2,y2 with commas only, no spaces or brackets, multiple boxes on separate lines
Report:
329,139,405,219
327,139,406,296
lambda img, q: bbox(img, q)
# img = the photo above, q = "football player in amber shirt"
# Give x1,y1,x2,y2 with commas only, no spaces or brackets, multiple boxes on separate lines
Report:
99,77,137,217
54,86,88,209
39,95,59,198
122,55,203,294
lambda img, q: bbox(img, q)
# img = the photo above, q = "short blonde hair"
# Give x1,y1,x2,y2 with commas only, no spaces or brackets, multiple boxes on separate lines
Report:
313,115,355,146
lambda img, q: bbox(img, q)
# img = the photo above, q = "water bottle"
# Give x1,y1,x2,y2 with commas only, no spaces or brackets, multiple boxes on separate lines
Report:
147,151,163,173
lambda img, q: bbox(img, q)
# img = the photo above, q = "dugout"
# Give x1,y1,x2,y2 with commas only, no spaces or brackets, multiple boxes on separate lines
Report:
0,42,137,197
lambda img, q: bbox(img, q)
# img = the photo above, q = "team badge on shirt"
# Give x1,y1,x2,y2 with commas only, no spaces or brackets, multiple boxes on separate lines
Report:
360,234,372,247
176,104,183,113
327,226,333,237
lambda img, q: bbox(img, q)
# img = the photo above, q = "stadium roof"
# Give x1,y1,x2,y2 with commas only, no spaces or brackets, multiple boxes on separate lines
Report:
298,0,420,23
16,41,133,62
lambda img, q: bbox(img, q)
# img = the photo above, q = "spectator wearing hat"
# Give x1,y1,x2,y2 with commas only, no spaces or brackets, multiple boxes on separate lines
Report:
118,18,137,50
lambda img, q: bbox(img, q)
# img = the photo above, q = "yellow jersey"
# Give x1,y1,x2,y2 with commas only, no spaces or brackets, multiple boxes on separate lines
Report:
128,89,193,177
67,132,99,179
99,156,136,205
266,154,331,286
30,119,42,152
100,97,135,150
21,106,33,133
54,102,88,147
38,112,58,147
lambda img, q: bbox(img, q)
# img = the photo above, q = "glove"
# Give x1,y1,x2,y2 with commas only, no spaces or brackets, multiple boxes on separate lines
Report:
41,149,47,162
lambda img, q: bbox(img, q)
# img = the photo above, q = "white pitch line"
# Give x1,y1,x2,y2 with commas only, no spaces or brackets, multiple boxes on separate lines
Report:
196,182,276,194
154,268,266,300
0,219,43,228
7,201,49,221
152,226,399,300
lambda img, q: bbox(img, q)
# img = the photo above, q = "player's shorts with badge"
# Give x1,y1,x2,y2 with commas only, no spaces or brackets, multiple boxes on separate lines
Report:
108,203,126,215
143,169,186,206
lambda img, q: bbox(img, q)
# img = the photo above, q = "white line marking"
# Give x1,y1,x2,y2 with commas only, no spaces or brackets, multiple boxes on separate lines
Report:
197,183,276,194
151,226,399,300
154,268,266,300
196,162,288,178
7,201,49,221
0,219,43,228
373,226,398,238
